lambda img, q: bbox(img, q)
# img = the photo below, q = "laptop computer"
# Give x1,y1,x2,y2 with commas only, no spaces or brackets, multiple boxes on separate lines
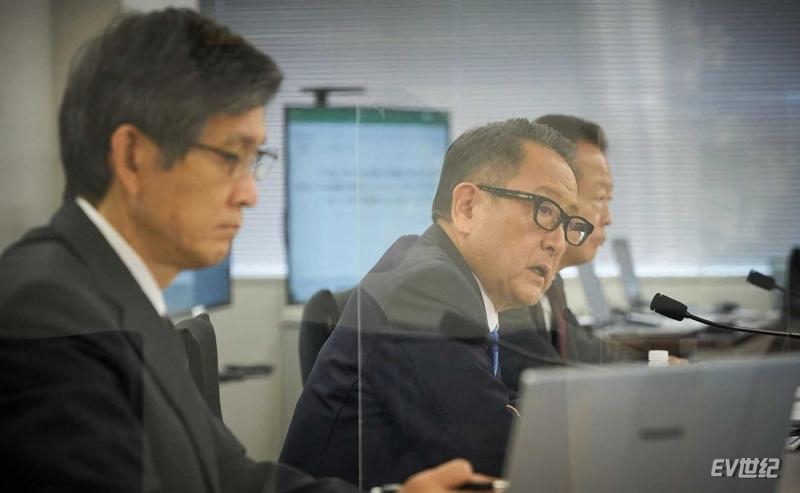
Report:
576,262,704,336
612,238,647,311
503,356,800,493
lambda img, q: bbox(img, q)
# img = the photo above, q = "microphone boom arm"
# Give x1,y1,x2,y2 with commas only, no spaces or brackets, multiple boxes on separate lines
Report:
686,312,800,340
650,292,800,340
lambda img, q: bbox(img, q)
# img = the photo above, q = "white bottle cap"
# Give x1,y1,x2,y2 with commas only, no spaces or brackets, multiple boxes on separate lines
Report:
648,350,669,362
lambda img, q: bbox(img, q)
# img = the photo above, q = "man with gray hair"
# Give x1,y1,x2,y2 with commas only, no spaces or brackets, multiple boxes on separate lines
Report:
281,118,593,488
0,8,482,493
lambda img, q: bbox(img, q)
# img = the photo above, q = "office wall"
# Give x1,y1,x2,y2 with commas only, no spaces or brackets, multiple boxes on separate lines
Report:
0,1,60,249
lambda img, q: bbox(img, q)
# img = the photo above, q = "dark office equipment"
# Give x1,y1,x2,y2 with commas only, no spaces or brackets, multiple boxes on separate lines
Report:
789,248,800,327
300,86,365,107
748,269,800,299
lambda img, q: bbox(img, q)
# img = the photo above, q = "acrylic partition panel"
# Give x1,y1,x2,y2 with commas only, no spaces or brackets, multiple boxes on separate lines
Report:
196,1,800,490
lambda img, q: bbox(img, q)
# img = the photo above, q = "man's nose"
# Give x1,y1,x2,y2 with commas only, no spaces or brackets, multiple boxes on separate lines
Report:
603,203,613,226
232,172,258,208
542,223,567,253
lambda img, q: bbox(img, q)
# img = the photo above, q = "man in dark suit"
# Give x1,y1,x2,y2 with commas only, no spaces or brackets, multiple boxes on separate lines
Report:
499,115,641,392
0,8,482,493
281,119,592,488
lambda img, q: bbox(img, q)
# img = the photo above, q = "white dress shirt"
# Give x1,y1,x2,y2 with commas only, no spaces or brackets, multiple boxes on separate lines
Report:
76,197,167,317
473,275,499,333
540,295,553,332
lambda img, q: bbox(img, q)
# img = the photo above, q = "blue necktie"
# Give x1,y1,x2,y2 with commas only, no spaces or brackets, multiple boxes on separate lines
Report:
488,327,500,377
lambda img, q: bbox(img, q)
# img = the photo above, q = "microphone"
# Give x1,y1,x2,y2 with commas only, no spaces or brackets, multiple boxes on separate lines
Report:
649,293,688,321
747,270,800,299
650,293,800,340
747,270,775,290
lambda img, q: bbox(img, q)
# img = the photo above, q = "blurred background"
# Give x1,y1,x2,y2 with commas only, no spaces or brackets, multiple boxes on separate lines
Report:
2,0,798,462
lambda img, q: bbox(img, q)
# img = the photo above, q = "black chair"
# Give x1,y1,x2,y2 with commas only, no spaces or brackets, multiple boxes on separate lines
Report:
176,313,222,419
299,288,354,384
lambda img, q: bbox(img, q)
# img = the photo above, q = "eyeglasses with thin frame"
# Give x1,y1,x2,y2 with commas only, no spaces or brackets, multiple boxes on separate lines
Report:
189,142,278,181
477,184,595,247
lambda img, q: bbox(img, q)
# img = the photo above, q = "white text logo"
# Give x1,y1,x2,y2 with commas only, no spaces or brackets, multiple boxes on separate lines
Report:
710,458,781,478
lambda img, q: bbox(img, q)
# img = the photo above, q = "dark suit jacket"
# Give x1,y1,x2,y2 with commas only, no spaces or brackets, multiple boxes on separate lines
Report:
497,304,565,395
280,225,513,489
0,202,355,493
499,274,643,393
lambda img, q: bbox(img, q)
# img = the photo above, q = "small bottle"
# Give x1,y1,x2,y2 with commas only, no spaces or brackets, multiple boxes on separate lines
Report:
648,350,669,367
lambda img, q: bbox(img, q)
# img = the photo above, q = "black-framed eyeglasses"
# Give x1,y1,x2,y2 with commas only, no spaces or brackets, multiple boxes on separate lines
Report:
477,184,595,246
189,142,278,181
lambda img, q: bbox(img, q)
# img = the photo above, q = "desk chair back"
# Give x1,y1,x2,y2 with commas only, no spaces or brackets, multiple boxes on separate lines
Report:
177,313,222,419
299,288,354,384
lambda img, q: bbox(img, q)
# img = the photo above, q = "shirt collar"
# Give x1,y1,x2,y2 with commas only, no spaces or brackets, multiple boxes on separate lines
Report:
540,295,553,332
75,197,167,317
472,274,499,333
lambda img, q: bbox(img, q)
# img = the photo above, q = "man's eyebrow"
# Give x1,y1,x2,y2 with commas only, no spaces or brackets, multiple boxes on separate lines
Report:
221,134,265,148
533,185,577,212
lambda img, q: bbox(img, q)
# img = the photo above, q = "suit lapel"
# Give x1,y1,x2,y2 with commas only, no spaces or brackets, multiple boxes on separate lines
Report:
422,224,487,326
51,202,219,492
423,225,482,295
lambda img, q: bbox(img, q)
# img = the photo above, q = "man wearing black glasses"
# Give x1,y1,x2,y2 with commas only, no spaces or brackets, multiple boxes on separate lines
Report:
281,119,586,488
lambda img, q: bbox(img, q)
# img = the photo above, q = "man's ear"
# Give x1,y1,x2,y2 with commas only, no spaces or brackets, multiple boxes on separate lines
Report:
107,124,158,198
450,182,480,234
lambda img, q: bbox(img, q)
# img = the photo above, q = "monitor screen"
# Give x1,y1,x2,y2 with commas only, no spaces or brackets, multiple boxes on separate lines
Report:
164,255,231,316
285,106,449,304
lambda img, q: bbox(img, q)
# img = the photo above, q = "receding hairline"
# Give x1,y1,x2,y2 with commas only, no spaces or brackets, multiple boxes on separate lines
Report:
466,137,578,206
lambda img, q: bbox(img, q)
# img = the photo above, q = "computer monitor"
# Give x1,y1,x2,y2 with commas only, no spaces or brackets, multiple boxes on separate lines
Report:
285,106,449,304
164,255,231,316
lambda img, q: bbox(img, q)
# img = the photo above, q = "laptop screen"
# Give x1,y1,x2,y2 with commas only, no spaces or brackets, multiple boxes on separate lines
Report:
612,238,645,311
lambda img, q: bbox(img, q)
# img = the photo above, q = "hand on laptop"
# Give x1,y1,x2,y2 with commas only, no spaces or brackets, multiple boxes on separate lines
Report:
401,459,501,492
669,356,689,365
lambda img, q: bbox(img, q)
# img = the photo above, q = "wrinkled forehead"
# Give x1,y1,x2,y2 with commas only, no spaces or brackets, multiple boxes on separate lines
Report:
510,142,579,213
539,184,579,215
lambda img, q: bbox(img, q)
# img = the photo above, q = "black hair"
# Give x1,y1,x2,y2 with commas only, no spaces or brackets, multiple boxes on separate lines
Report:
534,114,608,152
59,8,283,202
